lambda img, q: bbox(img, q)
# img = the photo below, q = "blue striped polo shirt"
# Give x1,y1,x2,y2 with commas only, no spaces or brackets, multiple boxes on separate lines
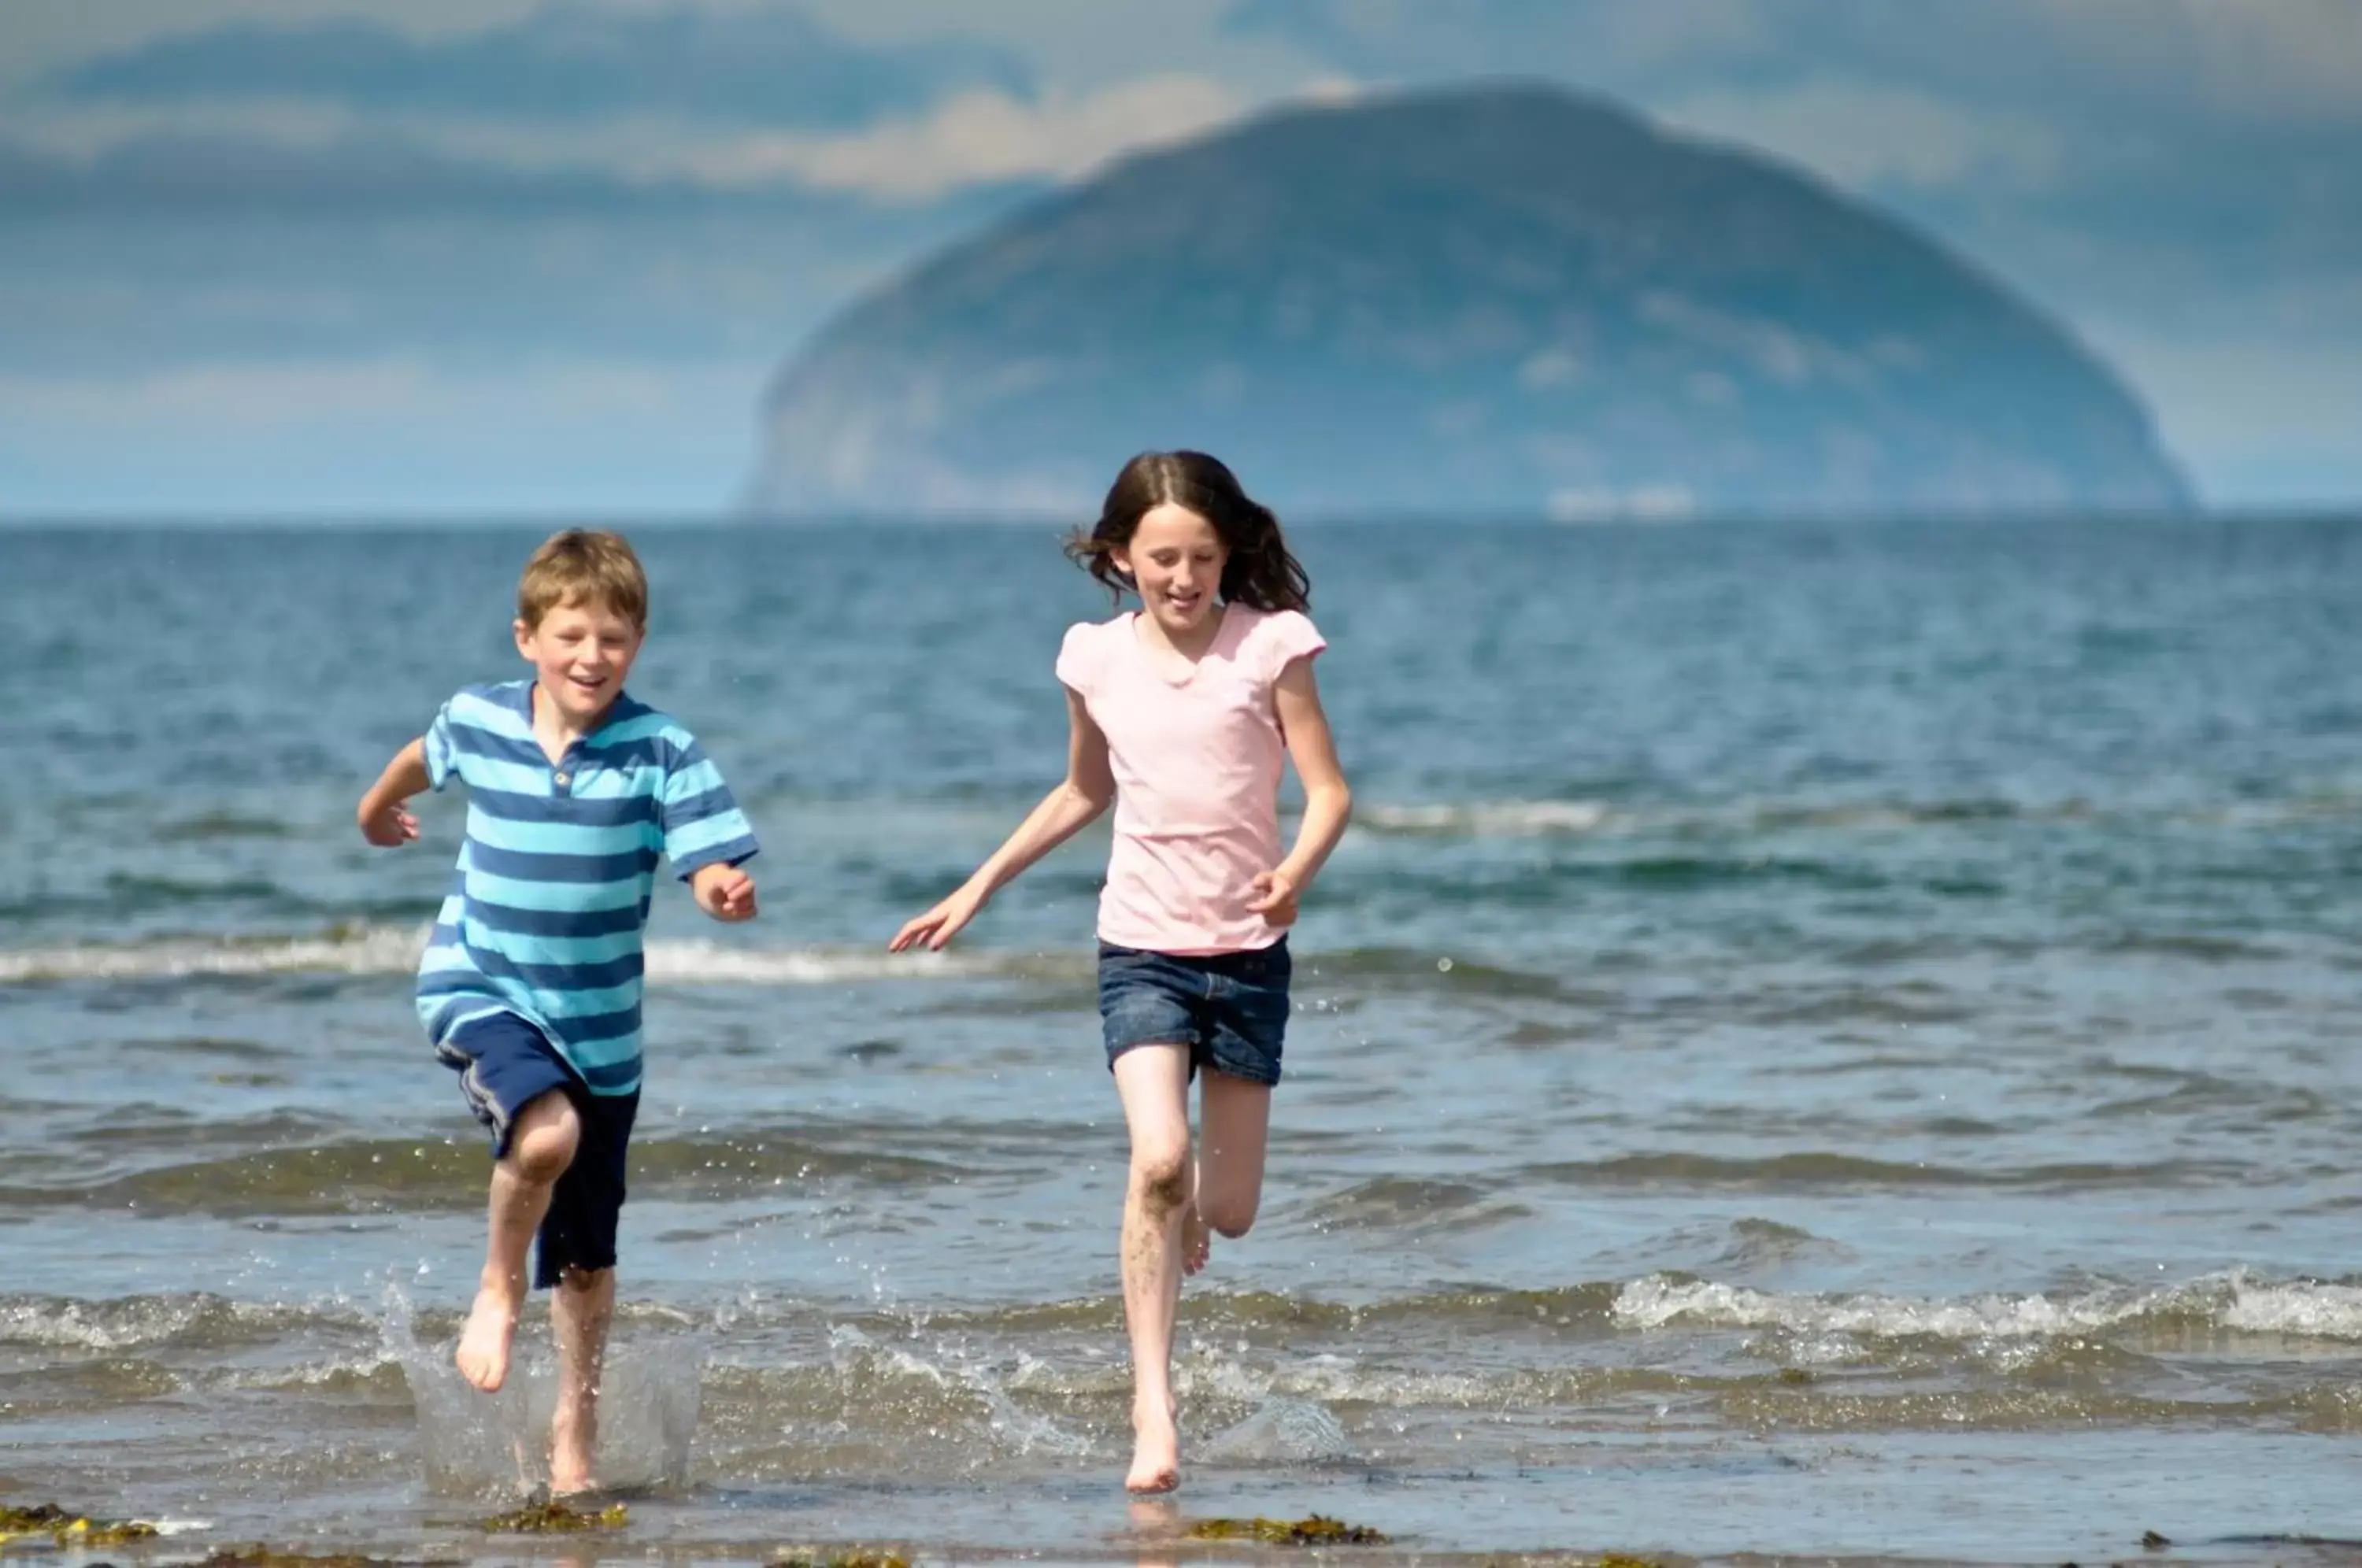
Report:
413,679,759,1096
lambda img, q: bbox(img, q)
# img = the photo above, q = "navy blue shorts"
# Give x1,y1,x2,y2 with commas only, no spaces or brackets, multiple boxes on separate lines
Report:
435,1012,638,1290
1098,938,1290,1087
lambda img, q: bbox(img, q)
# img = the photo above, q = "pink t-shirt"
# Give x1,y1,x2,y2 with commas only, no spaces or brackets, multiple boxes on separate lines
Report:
1056,605,1327,955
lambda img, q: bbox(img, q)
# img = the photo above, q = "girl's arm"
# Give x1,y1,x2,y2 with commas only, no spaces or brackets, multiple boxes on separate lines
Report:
1247,656,1353,924
890,690,1115,952
357,738,431,846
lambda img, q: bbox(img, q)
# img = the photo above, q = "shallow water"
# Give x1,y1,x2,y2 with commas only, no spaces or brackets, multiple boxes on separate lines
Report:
3,517,2360,1562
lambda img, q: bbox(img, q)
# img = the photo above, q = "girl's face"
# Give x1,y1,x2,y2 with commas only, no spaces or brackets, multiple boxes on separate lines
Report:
1113,502,1228,637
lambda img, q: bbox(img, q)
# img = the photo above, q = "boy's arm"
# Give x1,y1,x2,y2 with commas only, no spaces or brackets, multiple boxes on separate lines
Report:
1249,656,1352,925
690,860,757,923
657,734,761,923
357,738,431,846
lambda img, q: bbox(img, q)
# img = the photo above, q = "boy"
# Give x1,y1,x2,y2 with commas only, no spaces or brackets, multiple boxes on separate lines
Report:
357,528,757,1493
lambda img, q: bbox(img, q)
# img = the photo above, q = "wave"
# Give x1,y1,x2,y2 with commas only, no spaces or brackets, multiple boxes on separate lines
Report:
0,925,1086,987
1528,1151,2246,1192
1355,791,2362,841
1358,801,1616,836
0,928,1596,1000
0,1292,375,1351
0,1133,2271,1225
1612,1270,2362,1343
17,1271,2362,1454
43,1272,2357,1362
0,1124,977,1216
1355,796,2032,840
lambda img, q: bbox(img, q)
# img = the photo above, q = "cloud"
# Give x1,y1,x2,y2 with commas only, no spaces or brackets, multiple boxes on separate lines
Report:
6,0,2360,507
1227,0,2362,129
0,355,772,513
1659,80,2065,194
5,59,1255,209
0,165,1014,375
2080,320,2362,508
652,74,1249,200
33,3,1027,129
1224,0,1767,84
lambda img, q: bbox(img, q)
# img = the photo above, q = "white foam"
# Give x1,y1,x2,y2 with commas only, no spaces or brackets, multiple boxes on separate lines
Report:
645,939,1050,986
1611,1271,2362,1344
2220,1278,2362,1339
1360,801,1614,837
0,926,427,984
0,1294,306,1350
0,1296,209,1349
1612,1275,2143,1338
0,926,1073,987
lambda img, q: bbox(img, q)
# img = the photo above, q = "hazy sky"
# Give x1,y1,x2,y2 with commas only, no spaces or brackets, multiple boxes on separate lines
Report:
2,0,2356,515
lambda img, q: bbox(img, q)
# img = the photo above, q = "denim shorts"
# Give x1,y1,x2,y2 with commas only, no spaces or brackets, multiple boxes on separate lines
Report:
1098,938,1290,1087
435,1011,639,1290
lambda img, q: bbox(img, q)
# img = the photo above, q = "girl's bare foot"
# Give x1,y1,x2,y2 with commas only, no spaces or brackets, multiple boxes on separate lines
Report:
1126,1396,1181,1493
455,1283,520,1392
1180,1201,1212,1277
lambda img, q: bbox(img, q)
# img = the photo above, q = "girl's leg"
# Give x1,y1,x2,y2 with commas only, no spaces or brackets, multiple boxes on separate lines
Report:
1112,1043,1194,1494
549,1263,615,1495
1193,1069,1273,1241
457,1091,581,1392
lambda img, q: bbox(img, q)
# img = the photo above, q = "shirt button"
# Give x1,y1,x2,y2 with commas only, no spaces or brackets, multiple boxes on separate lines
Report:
553,771,572,787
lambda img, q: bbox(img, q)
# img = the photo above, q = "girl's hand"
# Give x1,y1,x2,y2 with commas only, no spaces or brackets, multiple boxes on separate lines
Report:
891,884,987,952
1246,868,1300,927
693,864,758,922
358,797,419,847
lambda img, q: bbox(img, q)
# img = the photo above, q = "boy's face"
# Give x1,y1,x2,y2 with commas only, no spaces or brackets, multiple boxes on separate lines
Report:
514,597,643,728
1113,502,1228,638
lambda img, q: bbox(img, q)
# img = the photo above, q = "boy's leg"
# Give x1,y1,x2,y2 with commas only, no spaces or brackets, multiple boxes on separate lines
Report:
1112,1043,1193,1495
457,1090,582,1392
535,1085,636,1493
549,1264,615,1496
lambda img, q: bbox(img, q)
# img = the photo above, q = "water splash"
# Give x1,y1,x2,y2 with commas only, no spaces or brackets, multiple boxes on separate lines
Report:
382,1285,703,1499
1199,1399,1354,1463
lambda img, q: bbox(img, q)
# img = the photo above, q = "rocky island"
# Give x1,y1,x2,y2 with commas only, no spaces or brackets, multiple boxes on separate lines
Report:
750,83,2190,520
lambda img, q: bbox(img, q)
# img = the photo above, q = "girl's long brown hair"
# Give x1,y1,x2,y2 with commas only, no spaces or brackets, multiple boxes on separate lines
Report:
1064,451,1310,612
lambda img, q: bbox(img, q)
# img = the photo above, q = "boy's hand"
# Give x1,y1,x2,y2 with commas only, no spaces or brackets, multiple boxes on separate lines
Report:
1246,868,1300,927
358,797,419,847
890,883,987,952
693,863,757,922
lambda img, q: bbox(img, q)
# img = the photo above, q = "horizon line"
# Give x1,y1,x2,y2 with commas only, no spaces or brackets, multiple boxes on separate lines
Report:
2,503,2359,531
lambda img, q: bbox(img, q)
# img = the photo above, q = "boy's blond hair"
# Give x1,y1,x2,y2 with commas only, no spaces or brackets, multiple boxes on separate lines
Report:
517,529,648,630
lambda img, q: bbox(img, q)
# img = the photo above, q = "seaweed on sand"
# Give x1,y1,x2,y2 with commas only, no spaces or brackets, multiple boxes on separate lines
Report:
478,1501,629,1533
193,1549,428,1568
767,1551,912,1568
1186,1515,1390,1545
0,1503,161,1547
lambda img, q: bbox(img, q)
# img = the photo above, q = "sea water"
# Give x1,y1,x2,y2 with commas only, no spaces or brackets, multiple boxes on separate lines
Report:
3,517,2360,1562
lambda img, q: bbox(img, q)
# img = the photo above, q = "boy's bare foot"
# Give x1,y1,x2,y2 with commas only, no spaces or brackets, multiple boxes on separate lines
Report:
456,1283,520,1392
1180,1200,1211,1277
550,1399,595,1494
1126,1397,1181,1494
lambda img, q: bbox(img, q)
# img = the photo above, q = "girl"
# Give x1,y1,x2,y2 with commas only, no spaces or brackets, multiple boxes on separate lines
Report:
890,450,1352,1494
